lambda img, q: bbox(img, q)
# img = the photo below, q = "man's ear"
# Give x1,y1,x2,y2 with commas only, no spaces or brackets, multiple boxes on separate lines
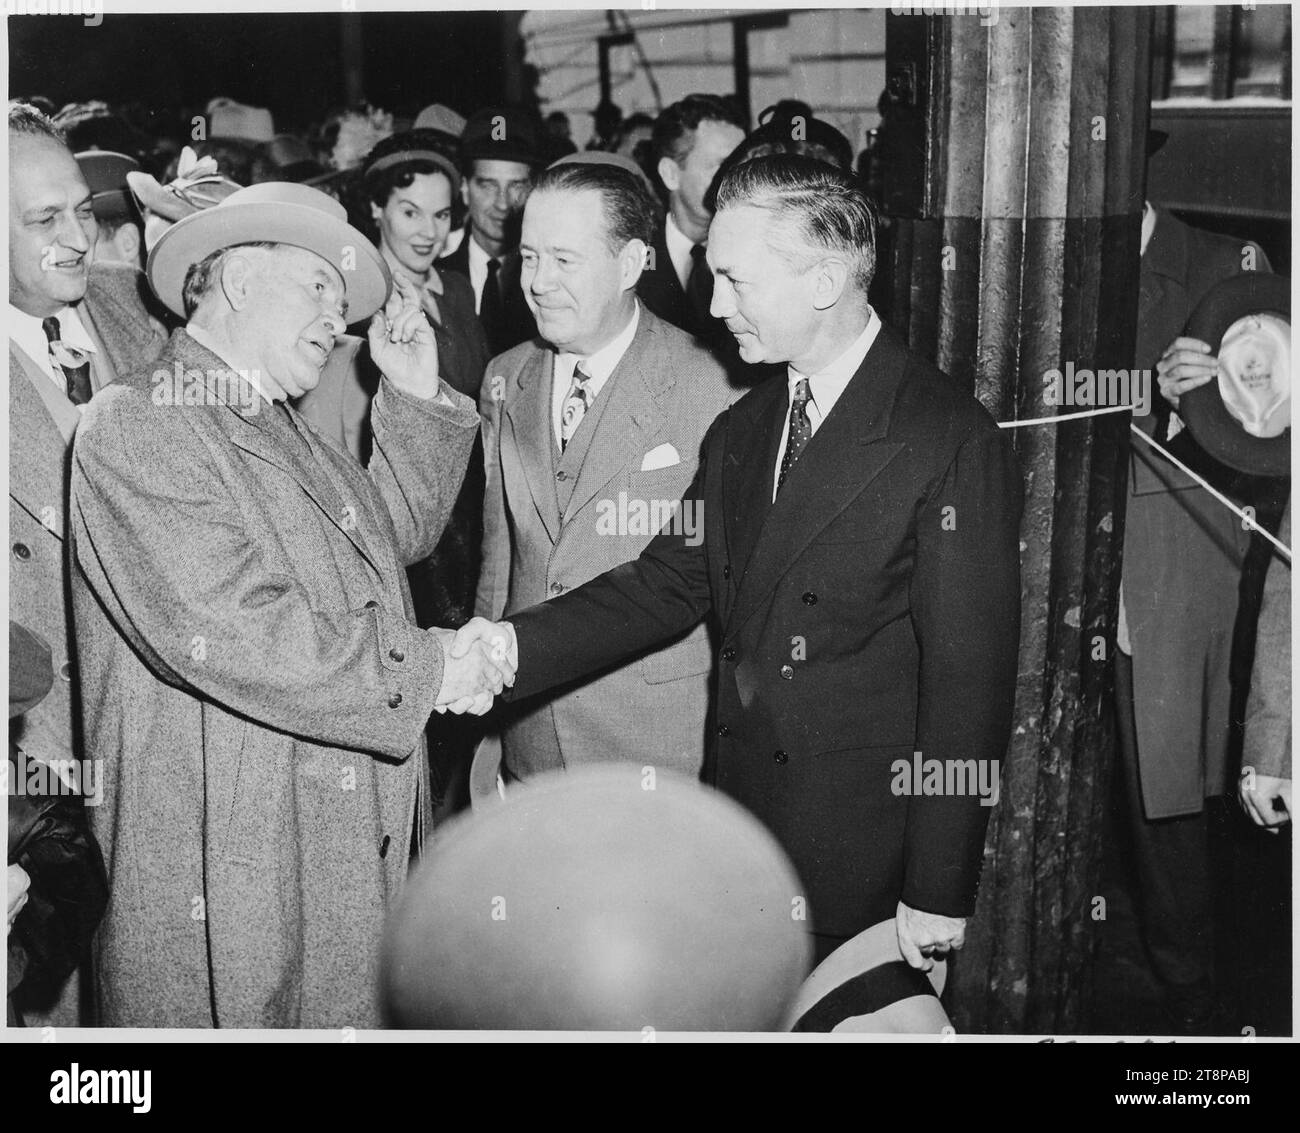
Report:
657,156,681,195
619,238,650,291
115,222,142,267
811,257,850,312
218,251,257,311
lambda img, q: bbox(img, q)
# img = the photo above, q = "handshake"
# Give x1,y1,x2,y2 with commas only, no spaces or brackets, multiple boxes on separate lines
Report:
432,618,519,715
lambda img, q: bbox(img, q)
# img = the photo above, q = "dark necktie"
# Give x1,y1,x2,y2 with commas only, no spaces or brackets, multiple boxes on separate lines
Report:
685,243,714,333
42,315,93,405
480,257,506,353
777,378,813,494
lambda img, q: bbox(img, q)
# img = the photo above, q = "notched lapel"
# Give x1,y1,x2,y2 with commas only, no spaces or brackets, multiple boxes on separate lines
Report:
504,349,561,544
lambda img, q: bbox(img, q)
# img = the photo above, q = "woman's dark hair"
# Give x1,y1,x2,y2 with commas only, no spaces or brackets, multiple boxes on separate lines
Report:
361,128,460,209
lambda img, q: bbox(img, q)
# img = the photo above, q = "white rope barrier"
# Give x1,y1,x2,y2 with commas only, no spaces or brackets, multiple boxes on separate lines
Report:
998,405,1292,563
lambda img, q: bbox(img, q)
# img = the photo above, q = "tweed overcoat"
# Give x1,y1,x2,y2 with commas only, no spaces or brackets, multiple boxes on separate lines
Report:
69,328,478,1028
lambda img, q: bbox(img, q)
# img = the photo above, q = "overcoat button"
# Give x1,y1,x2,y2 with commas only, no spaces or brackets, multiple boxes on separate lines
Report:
550,581,565,595
13,543,31,561
379,835,391,858
780,664,794,679
802,592,817,605
387,692,403,708
774,749,789,765
364,599,380,610
721,646,737,662
722,564,732,580
556,470,567,481
59,663,72,681
389,648,405,663
716,723,730,737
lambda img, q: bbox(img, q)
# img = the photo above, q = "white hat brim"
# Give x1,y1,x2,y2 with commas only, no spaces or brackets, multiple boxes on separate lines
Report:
147,198,390,321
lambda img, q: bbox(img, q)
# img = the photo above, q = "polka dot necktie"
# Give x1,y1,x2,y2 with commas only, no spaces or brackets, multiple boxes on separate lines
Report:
42,315,93,405
777,378,813,493
560,362,593,452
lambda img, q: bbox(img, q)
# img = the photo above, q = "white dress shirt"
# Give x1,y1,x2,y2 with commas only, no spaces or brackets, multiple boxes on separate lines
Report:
772,308,882,501
467,234,492,313
8,302,97,394
551,302,641,448
663,213,697,293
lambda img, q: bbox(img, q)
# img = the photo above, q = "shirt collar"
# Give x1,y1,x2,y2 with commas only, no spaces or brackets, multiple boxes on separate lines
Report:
467,233,494,271
9,302,98,355
788,307,881,402
559,301,641,389
184,322,277,405
1140,201,1157,258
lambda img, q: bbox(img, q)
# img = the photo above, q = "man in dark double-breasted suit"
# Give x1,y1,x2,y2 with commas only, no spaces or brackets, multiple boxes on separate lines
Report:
458,155,1024,973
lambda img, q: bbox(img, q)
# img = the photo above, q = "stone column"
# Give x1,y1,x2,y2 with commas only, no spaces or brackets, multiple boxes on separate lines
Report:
880,4,1152,1033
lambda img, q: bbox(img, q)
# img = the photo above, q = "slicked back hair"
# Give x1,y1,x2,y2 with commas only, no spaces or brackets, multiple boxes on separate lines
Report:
8,100,68,147
714,153,877,293
529,161,658,254
652,94,746,167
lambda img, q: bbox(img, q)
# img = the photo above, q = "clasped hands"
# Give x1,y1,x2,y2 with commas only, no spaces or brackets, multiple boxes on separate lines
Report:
432,617,519,715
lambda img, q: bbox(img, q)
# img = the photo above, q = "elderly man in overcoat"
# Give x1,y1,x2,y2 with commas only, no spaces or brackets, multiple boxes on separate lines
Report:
69,182,511,1028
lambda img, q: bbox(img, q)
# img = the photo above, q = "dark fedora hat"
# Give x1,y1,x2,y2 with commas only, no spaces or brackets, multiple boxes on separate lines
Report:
1180,271,1290,477
460,107,539,169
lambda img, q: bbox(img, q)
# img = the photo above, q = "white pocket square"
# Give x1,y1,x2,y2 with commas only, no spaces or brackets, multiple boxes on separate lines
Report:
640,443,681,472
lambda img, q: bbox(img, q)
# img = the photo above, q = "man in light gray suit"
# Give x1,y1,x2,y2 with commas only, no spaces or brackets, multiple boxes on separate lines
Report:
7,101,167,1025
476,156,739,782
69,182,511,1027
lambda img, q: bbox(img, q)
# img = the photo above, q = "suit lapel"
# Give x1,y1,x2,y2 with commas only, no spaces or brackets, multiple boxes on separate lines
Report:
9,348,75,528
721,371,785,585
726,329,910,634
561,313,671,522
504,347,562,544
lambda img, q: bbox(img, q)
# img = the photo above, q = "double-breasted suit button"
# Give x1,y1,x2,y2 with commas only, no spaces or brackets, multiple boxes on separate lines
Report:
722,564,732,580
774,749,789,765
12,543,31,561
780,664,794,680
716,723,730,737
387,692,403,708
802,592,817,605
721,646,737,662
556,470,567,481
379,834,391,858
388,648,405,663
364,599,379,610
550,581,565,595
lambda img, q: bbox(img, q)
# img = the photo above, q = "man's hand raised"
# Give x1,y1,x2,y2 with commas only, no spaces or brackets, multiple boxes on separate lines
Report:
431,624,514,716
368,273,441,398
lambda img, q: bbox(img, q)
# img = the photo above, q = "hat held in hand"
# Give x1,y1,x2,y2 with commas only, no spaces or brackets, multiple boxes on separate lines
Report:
1180,272,1290,477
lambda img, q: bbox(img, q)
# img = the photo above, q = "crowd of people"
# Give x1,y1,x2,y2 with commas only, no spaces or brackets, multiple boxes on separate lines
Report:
6,80,1288,1034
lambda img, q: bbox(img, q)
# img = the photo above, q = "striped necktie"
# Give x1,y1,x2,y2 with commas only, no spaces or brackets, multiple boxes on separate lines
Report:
560,362,594,452
42,315,93,405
